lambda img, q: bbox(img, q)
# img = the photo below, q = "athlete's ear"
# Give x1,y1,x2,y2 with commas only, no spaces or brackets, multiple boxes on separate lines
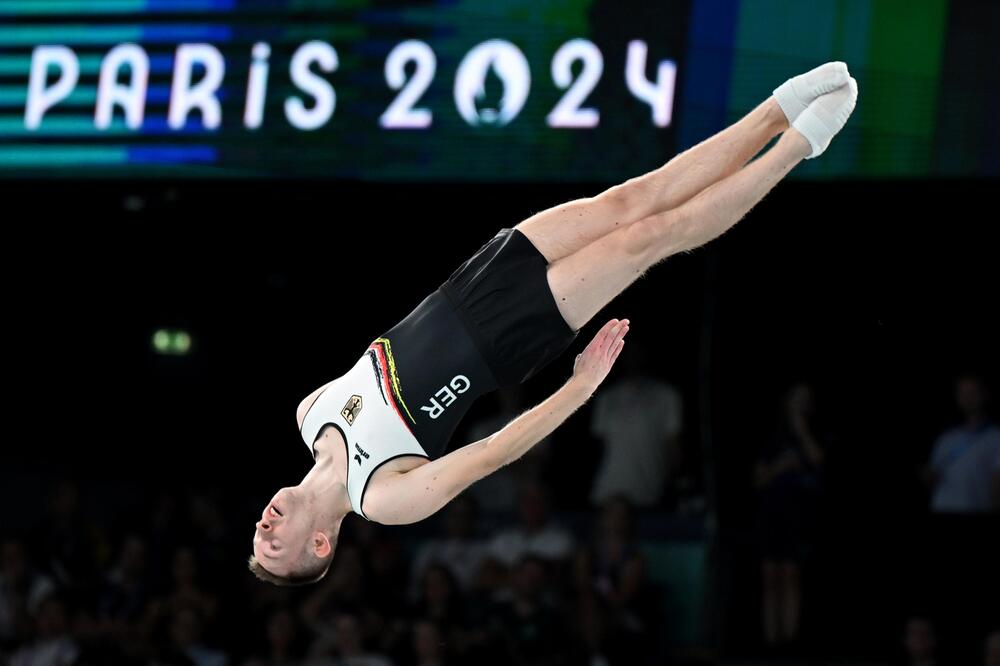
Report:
313,532,332,558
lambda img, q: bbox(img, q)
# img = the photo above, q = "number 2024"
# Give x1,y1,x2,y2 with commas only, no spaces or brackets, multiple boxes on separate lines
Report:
380,38,676,129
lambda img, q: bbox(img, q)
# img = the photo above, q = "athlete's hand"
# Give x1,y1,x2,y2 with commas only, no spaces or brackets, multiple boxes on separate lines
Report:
572,318,629,392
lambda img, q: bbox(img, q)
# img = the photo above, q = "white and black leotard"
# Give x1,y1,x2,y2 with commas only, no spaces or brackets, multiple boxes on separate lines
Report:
299,229,578,521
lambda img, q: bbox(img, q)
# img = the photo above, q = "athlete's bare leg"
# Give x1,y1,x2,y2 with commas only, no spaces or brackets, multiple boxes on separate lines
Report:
547,129,812,331
515,97,789,263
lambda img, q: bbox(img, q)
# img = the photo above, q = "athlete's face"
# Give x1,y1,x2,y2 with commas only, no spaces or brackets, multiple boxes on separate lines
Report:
252,487,312,576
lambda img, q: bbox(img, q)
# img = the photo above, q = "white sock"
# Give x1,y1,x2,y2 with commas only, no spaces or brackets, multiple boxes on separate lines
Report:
772,61,849,125
792,76,858,159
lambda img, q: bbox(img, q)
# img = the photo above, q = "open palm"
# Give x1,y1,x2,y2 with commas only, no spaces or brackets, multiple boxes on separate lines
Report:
573,318,629,391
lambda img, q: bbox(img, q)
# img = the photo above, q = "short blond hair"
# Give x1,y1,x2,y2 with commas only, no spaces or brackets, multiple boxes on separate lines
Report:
247,551,331,586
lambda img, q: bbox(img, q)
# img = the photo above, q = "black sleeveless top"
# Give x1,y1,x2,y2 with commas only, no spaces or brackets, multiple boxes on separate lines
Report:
376,286,499,459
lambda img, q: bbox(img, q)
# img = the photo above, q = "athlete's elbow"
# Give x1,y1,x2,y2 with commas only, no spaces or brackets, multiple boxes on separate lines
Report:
479,436,511,473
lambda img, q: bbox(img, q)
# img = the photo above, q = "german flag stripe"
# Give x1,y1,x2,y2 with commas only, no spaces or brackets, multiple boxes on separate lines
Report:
369,338,417,427
371,344,412,433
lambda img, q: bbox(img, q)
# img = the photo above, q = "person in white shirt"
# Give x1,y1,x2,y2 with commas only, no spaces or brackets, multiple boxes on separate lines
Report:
589,342,683,507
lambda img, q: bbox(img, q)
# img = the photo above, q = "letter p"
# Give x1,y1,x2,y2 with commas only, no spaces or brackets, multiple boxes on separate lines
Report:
25,46,79,130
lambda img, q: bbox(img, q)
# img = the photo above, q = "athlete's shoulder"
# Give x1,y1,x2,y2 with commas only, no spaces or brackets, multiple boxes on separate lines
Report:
297,379,337,430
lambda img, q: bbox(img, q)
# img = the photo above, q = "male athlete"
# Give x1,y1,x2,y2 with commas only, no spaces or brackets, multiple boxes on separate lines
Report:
250,62,858,585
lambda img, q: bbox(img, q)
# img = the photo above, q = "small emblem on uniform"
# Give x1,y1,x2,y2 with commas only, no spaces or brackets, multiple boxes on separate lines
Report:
342,395,363,425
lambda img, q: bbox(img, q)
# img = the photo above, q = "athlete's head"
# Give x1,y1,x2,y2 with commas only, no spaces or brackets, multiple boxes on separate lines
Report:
248,486,335,586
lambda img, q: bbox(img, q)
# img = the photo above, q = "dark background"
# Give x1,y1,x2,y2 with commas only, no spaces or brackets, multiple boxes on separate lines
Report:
4,176,998,663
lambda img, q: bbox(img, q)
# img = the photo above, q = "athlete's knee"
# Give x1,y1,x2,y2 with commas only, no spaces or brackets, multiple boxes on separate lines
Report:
621,207,686,257
595,182,643,224
622,211,673,256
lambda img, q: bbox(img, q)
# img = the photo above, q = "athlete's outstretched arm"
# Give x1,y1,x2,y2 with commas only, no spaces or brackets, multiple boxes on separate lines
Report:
366,319,630,526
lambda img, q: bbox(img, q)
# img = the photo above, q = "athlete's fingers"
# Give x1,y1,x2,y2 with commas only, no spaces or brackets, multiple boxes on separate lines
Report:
609,329,626,357
611,320,629,353
603,318,620,339
608,321,629,357
595,319,619,352
592,320,613,349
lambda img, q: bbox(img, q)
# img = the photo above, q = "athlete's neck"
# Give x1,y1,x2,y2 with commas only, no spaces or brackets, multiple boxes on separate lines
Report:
299,434,353,524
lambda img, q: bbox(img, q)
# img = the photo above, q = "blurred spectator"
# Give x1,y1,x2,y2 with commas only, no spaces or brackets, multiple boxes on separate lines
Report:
925,374,1000,514
98,533,152,652
153,604,228,666
572,495,657,665
351,521,409,619
487,480,574,567
900,617,937,666
588,341,683,508
299,545,367,646
459,557,510,663
147,493,200,589
490,555,570,666
0,538,56,648
240,607,306,666
464,386,552,513
410,620,447,666
35,481,103,590
151,547,219,623
753,382,826,650
8,594,79,666
986,629,1000,666
408,564,469,658
187,491,232,577
410,495,488,597
306,612,392,666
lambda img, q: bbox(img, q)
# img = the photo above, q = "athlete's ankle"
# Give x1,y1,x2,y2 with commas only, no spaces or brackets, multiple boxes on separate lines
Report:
764,96,790,132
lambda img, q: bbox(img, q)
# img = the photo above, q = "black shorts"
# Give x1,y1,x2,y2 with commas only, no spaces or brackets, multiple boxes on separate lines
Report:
440,228,579,387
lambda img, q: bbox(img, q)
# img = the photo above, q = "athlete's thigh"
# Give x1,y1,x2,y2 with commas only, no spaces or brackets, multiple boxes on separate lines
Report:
515,183,649,263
